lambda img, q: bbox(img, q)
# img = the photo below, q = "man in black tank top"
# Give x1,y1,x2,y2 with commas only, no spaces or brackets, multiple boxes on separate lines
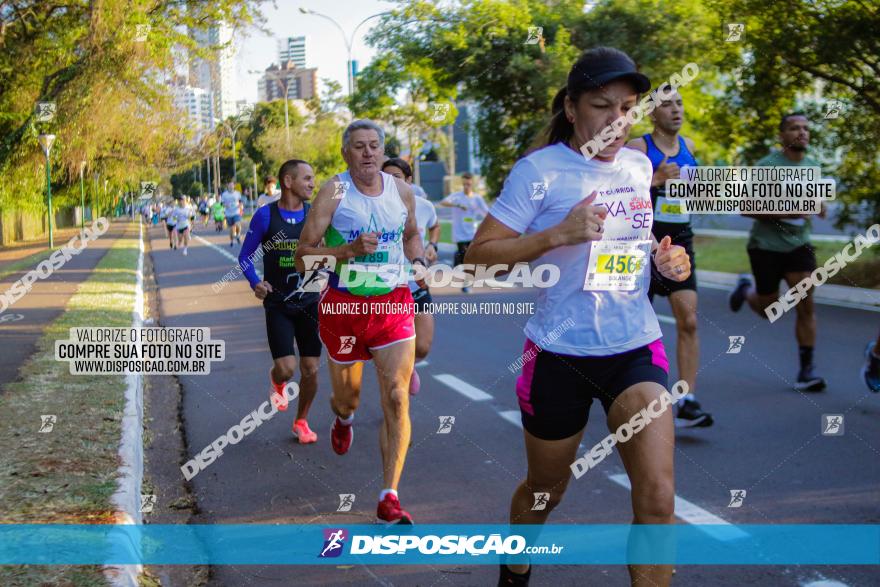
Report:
627,89,713,429
238,159,323,444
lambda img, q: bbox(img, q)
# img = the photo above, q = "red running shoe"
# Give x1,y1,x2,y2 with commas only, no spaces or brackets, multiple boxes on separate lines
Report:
330,417,353,455
377,493,413,525
269,372,288,411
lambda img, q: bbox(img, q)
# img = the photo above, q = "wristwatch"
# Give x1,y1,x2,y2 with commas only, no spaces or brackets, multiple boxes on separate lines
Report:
427,242,438,252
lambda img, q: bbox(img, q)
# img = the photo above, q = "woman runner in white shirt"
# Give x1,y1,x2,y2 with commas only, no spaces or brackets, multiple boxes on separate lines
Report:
466,47,691,587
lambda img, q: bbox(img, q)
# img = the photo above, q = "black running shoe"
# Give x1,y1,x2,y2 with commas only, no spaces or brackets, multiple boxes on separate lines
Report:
729,274,751,312
498,564,530,586
674,398,713,428
863,342,880,393
794,365,826,392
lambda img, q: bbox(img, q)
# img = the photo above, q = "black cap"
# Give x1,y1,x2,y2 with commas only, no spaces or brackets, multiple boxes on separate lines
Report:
567,47,651,94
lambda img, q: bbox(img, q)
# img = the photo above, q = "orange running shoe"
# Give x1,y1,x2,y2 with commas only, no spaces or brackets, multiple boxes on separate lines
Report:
292,419,317,443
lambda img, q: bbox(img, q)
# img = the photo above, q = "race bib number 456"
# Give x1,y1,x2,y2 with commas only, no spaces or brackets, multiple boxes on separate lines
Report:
584,240,651,291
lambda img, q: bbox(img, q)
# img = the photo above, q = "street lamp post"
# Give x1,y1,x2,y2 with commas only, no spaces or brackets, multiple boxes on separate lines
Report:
219,113,250,187
37,134,56,249
298,8,391,95
79,160,87,230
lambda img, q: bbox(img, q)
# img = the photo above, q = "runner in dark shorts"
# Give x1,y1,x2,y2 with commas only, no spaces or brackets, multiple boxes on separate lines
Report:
239,159,322,443
466,48,692,587
627,88,712,428
729,112,826,392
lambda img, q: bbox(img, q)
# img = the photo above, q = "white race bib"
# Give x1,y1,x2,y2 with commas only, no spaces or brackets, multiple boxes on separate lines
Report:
584,239,652,291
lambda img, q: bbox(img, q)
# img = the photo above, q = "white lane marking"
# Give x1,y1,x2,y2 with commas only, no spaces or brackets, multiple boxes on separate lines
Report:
498,410,522,428
657,314,676,324
415,360,430,368
194,234,238,263
607,473,750,541
433,374,493,401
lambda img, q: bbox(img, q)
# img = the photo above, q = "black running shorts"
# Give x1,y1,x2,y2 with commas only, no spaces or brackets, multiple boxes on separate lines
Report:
748,245,817,296
263,297,322,359
516,339,670,440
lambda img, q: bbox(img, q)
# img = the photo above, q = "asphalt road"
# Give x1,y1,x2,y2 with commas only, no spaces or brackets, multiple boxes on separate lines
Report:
147,219,880,587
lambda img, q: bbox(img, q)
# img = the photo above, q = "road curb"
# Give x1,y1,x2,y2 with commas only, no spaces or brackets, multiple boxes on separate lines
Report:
698,269,880,310
104,221,146,587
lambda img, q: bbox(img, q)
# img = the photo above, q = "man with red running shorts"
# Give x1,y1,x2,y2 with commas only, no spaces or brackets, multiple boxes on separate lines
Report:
296,119,426,524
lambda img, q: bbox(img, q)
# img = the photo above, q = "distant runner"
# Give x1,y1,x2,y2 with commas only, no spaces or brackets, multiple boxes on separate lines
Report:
440,172,489,293
382,157,440,395
239,160,322,443
729,112,827,392
627,89,712,428
221,181,243,246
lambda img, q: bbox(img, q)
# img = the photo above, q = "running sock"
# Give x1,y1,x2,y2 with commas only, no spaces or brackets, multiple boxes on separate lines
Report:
799,346,814,370
379,489,398,501
337,413,354,426
678,393,696,406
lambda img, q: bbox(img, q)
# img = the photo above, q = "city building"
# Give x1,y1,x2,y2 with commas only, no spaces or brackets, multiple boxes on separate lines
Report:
278,36,309,69
257,61,318,102
189,23,237,121
172,84,214,133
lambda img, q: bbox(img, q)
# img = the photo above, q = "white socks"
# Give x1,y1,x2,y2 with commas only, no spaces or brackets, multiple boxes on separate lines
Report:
379,488,398,501
337,413,354,426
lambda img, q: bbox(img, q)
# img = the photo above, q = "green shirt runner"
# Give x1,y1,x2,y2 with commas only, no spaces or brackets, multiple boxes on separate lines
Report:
747,151,821,253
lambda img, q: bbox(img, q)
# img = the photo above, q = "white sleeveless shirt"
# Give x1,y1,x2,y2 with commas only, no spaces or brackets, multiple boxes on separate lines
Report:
324,170,409,296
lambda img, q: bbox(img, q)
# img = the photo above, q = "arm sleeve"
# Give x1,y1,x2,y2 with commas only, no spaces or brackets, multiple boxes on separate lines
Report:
238,206,269,289
487,159,541,234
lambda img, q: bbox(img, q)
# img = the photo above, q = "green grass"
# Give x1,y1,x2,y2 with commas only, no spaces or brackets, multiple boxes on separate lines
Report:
0,224,140,586
440,220,452,244
694,235,880,289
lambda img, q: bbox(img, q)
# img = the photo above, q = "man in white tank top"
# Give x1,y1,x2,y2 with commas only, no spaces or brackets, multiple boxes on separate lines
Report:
296,120,426,524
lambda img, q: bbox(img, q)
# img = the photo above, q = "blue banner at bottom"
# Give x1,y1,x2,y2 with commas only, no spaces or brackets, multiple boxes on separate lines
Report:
0,524,877,565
